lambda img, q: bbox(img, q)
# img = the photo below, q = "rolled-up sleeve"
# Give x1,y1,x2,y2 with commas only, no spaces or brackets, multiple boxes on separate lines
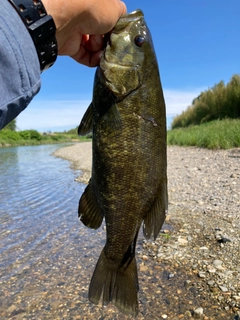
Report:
0,0,41,129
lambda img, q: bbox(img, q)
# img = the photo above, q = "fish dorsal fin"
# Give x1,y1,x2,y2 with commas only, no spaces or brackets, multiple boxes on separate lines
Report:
78,103,93,136
78,179,103,229
143,181,168,240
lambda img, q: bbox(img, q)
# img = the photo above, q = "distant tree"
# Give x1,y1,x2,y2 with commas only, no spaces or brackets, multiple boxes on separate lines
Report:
172,74,240,129
4,119,16,131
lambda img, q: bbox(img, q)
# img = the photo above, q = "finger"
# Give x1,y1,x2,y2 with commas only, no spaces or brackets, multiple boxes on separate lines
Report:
85,34,104,52
71,47,102,67
120,1,127,15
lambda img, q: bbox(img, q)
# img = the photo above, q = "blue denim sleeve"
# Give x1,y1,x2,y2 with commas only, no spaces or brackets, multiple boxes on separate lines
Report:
0,0,41,129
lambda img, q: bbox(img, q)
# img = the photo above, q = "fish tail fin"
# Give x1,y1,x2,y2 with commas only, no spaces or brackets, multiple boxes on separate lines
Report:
89,248,139,317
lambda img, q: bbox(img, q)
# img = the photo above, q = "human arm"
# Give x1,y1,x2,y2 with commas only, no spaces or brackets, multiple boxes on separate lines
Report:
0,0,40,130
0,0,126,130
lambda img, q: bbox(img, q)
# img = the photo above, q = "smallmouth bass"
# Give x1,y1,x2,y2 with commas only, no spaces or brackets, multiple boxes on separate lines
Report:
78,9,168,317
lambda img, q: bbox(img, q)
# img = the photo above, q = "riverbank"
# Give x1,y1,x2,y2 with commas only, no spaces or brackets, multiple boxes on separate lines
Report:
53,142,240,319
0,128,90,147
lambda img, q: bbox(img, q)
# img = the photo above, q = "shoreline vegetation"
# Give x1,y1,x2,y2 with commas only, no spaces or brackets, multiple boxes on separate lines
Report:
167,118,240,149
168,74,240,149
0,128,91,147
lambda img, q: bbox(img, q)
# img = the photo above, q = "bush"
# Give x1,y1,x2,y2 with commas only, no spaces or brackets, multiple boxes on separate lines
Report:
19,130,31,140
172,74,240,129
0,129,21,141
27,130,42,141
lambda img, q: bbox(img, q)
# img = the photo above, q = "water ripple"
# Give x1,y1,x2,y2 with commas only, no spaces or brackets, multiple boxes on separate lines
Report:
0,144,84,281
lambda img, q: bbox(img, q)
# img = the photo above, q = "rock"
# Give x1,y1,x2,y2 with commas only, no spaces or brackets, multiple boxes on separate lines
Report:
139,264,149,272
219,286,228,292
193,307,204,319
178,237,188,246
198,272,206,278
184,310,192,318
212,260,223,267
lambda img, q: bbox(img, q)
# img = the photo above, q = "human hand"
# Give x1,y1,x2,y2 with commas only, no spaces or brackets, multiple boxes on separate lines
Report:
42,0,127,67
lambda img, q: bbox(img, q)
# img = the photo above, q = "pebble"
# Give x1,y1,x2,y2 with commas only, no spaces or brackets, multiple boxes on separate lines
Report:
213,260,223,267
194,307,204,318
219,286,229,292
178,237,188,245
198,272,206,278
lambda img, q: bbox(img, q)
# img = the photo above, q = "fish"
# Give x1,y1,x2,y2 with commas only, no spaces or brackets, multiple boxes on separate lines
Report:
78,9,168,317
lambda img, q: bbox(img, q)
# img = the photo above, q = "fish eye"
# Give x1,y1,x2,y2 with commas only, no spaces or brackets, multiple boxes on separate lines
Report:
134,35,145,47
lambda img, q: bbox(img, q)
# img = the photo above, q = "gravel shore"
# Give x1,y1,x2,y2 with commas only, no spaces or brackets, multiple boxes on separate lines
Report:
53,142,240,320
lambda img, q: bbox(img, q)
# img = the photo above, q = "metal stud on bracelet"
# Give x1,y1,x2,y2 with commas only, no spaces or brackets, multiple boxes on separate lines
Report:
8,0,58,72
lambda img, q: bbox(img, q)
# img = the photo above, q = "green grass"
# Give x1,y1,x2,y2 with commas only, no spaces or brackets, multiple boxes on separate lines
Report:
0,129,90,147
167,118,240,149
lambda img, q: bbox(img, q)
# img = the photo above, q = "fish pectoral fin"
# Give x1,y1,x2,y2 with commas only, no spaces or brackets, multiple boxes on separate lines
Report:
78,179,103,229
143,181,168,240
100,103,122,132
78,103,93,136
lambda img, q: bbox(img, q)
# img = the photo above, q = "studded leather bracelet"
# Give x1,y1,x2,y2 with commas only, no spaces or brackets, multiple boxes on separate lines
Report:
8,0,58,72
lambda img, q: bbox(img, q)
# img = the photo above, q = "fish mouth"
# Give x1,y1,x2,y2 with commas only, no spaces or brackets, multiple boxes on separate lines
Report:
102,9,144,50
113,9,144,34
101,9,144,68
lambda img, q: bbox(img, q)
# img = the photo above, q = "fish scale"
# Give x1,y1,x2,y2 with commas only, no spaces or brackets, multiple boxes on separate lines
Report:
78,9,168,316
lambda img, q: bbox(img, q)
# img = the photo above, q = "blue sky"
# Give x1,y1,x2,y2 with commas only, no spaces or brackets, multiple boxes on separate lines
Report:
17,0,240,131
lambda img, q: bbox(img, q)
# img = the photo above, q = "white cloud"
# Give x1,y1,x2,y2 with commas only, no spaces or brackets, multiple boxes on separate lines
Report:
17,99,91,131
16,88,206,131
164,88,205,116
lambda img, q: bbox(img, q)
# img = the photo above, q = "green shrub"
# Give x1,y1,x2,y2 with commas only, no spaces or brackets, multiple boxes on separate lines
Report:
0,129,21,141
19,130,31,140
27,130,42,141
172,74,240,129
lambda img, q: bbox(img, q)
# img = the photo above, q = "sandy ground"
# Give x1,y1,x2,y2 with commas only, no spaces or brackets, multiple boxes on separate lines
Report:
54,142,92,183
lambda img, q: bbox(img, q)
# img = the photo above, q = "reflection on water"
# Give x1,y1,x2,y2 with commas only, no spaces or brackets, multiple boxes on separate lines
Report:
0,145,86,281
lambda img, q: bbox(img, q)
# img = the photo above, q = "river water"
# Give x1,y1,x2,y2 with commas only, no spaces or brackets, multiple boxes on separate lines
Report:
0,144,84,281
0,144,103,319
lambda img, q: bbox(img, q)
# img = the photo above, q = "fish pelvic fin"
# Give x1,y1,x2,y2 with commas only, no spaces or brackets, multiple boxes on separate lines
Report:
78,179,103,229
143,181,168,240
89,248,139,317
78,103,93,136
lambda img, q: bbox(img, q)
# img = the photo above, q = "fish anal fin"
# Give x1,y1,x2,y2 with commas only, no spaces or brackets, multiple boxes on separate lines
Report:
89,248,139,317
78,179,103,229
143,182,168,240
78,103,93,136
